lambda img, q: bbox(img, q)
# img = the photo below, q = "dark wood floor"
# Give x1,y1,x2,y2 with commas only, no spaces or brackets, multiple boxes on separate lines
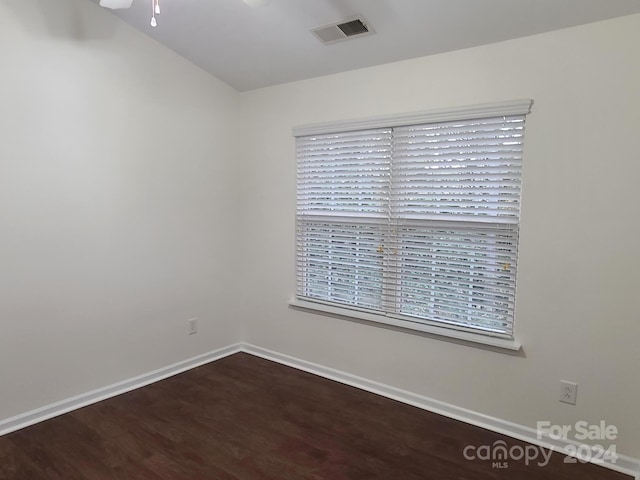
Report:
0,353,629,479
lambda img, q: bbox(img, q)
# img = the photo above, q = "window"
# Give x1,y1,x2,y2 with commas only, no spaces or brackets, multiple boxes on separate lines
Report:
294,100,531,346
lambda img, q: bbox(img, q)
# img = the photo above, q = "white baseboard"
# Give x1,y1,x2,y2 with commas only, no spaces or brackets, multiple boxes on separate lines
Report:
241,343,640,480
0,343,242,437
1,341,637,479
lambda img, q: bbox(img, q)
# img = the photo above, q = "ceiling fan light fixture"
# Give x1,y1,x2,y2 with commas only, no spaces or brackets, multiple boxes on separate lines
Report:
99,0,273,30
241,0,271,8
99,0,134,9
150,0,159,27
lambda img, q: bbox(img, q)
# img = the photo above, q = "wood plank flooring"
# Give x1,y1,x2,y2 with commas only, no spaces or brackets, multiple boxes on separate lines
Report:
0,353,630,479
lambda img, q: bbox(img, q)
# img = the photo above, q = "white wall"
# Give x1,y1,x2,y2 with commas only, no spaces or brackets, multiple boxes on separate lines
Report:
237,14,640,457
0,0,242,419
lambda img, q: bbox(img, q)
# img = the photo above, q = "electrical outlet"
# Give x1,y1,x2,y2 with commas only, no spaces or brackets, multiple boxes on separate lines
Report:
188,318,198,335
560,380,577,405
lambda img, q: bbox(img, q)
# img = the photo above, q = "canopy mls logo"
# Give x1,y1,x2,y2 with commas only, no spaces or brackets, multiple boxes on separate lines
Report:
463,440,553,469
463,421,619,469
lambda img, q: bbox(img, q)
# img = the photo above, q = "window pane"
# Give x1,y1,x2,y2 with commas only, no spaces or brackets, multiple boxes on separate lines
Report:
393,116,524,223
297,129,392,216
296,220,386,312
392,222,518,335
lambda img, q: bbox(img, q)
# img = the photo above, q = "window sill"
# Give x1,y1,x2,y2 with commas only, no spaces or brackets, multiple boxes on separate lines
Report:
289,299,522,352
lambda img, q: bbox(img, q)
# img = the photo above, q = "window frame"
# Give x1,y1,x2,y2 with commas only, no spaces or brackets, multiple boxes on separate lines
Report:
291,100,532,351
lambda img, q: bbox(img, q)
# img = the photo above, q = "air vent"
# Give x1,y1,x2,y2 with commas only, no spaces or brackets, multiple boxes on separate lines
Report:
312,16,374,45
338,19,369,37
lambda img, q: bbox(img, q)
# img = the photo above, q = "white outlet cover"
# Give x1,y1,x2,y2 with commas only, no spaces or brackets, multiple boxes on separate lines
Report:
188,318,198,335
560,380,578,405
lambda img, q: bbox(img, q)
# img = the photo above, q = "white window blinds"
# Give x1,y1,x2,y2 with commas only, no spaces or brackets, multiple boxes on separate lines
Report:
296,129,391,312
295,102,529,338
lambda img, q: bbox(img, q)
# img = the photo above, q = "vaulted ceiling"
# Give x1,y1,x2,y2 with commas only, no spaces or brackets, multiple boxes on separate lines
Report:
102,0,640,91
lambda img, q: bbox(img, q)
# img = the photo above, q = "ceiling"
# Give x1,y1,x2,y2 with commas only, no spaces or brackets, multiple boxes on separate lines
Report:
103,0,640,91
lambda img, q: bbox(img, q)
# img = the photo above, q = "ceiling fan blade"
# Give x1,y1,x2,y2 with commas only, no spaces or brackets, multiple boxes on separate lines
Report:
241,0,272,8
99,0,134,9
